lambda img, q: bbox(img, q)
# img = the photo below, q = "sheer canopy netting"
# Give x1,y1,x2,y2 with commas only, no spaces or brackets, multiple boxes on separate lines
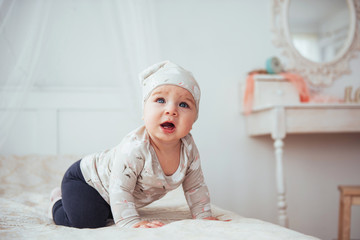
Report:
0,0,160,151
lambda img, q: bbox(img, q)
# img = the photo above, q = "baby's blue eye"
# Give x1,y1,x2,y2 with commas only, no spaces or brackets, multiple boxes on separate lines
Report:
156,98,165,103
179,102,189,108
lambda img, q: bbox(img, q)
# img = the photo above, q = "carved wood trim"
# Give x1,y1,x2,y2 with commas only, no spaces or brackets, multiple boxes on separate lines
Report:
271,0,360,86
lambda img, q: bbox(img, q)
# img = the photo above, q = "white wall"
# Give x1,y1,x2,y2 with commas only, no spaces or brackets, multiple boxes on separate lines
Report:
1,1,360,239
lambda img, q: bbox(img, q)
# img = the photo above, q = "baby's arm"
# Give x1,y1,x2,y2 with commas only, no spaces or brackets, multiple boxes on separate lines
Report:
182,154,212,219
109,156,165,228
109,150,147,228
182,163,231,222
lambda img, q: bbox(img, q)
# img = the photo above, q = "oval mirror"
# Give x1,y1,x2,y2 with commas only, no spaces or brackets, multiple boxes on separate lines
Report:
271,0,360,85
288,0,351,63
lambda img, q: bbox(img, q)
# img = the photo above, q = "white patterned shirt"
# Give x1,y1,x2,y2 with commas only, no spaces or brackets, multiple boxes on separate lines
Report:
80,125,212,227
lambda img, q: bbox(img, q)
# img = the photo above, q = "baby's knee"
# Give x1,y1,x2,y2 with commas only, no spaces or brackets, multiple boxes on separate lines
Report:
69,214,108,229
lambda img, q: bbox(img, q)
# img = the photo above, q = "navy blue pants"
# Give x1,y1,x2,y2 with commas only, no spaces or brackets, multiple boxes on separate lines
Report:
52,160,113,228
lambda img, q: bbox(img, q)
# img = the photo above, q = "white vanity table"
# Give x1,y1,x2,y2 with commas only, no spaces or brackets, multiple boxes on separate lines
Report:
260,0,360,228
244,99,360,227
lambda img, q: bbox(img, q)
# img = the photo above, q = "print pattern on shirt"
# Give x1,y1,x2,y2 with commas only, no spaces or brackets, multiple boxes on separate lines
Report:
80,125,212,227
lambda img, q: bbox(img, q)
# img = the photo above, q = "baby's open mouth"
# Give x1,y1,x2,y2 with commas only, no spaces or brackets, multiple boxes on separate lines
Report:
160,122,175,130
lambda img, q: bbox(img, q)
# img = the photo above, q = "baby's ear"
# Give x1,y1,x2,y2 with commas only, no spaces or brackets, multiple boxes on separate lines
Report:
141,110,146,120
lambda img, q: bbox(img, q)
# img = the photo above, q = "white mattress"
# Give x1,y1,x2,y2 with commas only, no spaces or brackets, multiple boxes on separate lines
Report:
0,155,319,240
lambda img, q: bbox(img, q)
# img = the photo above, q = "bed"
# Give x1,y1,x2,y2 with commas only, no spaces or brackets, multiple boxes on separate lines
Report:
0,155,319,240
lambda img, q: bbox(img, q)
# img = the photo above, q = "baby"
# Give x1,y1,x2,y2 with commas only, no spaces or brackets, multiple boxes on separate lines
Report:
49,60,218,228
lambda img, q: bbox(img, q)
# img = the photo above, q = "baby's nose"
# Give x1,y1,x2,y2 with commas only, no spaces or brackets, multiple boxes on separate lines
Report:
165,104,178,116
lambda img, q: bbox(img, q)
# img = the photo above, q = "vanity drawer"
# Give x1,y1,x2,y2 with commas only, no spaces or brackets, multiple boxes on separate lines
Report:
252,74,300,108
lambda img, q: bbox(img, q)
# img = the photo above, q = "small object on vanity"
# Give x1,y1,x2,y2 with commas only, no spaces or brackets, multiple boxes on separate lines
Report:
344,86,360,103
338,185,360,240
265,56,283,74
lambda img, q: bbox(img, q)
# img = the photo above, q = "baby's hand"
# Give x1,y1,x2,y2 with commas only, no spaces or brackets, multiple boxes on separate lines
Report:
203,216,232,222
132,220,165,228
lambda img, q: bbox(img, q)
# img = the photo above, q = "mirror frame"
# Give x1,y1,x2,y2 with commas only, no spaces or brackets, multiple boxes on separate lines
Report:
271,0,360,86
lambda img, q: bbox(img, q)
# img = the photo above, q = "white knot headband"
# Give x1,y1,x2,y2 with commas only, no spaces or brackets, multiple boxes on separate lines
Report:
139,60,201,120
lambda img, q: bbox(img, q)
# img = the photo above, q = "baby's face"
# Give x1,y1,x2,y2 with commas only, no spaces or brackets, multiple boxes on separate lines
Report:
143,85,197,144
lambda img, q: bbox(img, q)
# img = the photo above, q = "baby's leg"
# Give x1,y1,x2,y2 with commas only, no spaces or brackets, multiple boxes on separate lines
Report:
48,187,62,218
52,160,111,228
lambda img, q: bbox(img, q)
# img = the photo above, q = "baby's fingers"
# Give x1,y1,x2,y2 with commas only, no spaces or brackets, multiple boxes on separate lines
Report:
203,216,232,222
147,220,165,228
153,220,165,225
139,225,151,228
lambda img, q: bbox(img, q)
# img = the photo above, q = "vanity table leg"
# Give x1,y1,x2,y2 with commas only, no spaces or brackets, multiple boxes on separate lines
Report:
273,138,289,227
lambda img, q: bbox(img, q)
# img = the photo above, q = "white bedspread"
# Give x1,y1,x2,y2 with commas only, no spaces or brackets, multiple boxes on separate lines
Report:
0,155,319,240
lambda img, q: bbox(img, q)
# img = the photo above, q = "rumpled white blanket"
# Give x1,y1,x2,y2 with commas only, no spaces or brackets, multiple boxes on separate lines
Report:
0,155,319,240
